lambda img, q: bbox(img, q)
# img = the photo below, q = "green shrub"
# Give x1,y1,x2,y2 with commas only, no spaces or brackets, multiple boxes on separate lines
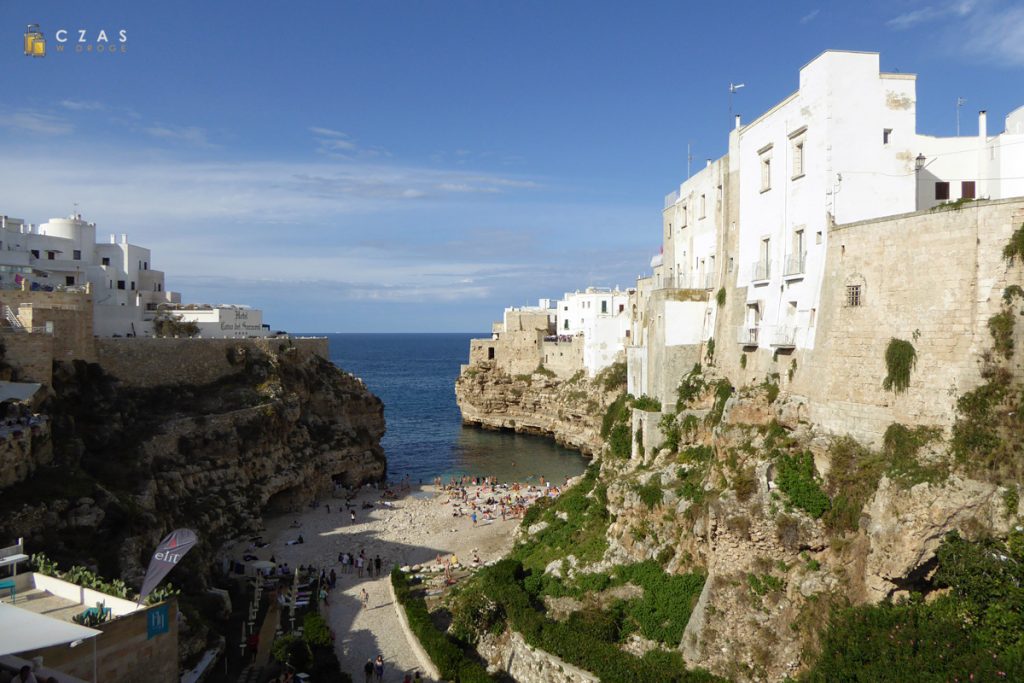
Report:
302,612,332,647
705,338,716,364
716,287,727,307
802,532,1024,682
658,412,680,452
740,353,747,369
391,569,495,681
1003,284,1024,305
706,379,733,426
534,363,557,378
775,451,830,519
632,394,662,411
988,310,1016,359
882,338,917,394
636,481,664,509
597,361,627,391
676,363,707,410
609,424,632,458
601,393,630,439
1003,222,1024,265
271,634,312,670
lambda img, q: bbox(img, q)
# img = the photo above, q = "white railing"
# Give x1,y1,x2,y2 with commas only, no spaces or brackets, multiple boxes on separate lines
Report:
768,325,798,347
654,273,715,291
737,325,759,346
751,260,772,282
3,306,23,330
784,253,806,277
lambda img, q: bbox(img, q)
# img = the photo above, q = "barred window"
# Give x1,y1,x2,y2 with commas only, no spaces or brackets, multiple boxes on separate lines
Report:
846,285,862,307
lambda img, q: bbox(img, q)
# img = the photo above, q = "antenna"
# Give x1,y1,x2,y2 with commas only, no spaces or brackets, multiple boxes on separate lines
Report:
956,96,967,136
687,142,693,179
728,82,745,121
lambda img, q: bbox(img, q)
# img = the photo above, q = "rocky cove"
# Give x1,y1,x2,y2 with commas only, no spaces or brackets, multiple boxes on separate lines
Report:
0,338,386,662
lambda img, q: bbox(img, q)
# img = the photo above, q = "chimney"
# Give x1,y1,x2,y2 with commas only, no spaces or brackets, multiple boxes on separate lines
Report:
120,233,127,244
735,114,742,129
706,159,712,168
979,110,987,139
109,234,116,244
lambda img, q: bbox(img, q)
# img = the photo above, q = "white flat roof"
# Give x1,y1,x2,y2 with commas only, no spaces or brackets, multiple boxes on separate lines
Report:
0,602,100,655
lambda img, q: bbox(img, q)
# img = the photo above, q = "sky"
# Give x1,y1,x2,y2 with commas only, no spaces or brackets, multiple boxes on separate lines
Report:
1,1,1022,332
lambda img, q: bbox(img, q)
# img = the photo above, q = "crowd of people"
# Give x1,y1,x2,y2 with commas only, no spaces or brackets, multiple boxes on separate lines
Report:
436,474,566,525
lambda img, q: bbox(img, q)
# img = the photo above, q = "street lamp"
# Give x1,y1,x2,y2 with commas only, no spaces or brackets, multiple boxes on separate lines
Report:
915,153,926,171
914,154,926,212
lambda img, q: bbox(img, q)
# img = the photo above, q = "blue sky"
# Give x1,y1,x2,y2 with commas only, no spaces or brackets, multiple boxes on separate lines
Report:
1,1,1022,332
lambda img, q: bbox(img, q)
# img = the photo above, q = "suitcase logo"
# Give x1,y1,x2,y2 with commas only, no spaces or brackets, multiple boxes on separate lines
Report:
24,24,45,57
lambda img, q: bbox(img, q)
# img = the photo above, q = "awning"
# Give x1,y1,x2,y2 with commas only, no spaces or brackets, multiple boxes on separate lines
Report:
0,602,101,655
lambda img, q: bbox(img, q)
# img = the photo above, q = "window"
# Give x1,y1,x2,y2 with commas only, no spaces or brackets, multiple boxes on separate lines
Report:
488,347,495,360
792,140,804,178
728,256,734,273
158,283,162,292
30,249,39,259
601,300,608,314
666,222,672,240
65,276,75,286
883,128,892,145
699,194,706,218
809,308,817,326
108,280,112,289
846,285,862,307
117,280,125,290
130,281,135,290
563,319,568,330
101,257,110,266
144,261,148,270
761,156,771,191
816,231,823,245
961,181,976,199
73,249,81,260
935,182,950,200
680,204,688,227
618,304,625,313
47,251,55,260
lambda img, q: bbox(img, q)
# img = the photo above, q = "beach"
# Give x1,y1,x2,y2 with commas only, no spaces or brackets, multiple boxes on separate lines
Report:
226,478,565,682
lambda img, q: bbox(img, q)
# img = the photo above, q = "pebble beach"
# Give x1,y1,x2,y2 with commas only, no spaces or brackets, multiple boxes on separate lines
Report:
225,479,566,682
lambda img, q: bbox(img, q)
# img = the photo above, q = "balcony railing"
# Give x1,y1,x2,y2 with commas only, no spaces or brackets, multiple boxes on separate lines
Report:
784,252,807,278
737,325,759,346
751,260,772,282
768,325,798,348
664,190,679,209
654,273,715,291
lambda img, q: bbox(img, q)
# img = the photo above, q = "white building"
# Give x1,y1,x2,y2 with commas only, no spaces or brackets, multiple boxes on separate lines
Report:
555,287,631,376
0,212,273,338
731,50,1024,355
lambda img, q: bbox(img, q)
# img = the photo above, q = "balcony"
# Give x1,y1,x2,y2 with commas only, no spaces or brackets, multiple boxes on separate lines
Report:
751,260,772,283
784,252,806,279
768,325,798,348
737,325,759,346
653,274,714,294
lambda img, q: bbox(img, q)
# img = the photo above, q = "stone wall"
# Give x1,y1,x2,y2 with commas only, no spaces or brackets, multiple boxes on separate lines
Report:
22,600,178,683
541,336,583,378
0,418,51,489
1,332,54,384
95,336,329,388
710,198,1024,445
1,289,95,363
478,629,599,683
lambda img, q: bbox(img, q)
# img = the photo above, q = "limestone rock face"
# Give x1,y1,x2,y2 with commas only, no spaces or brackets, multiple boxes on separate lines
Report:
455,363,613,456
0,342,386,586
863,475,1013,602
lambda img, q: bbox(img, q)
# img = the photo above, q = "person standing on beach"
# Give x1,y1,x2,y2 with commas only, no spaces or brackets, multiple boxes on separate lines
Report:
374,555,381,577
356,554,365,577
471,510,478,527
361,588,369,609
373,654,384,681
350,509,356,524
363,659,374,683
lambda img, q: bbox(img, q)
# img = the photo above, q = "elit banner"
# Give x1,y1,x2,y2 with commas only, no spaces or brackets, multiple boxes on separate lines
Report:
140,528,197,601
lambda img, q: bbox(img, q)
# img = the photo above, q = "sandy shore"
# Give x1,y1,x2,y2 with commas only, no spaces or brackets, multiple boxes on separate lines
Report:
227,480,560,682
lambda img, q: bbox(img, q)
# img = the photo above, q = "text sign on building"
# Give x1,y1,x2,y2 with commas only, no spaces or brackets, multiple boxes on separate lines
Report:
147,604,169,639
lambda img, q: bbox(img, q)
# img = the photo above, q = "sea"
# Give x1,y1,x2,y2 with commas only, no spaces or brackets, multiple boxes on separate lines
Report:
321,333,589,485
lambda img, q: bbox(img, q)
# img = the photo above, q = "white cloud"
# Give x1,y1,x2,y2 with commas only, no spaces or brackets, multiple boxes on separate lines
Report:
962,5,1024,65
886,0,977,29
143,124,212,147
800,9,820,24
0,110,73,135
59,99,107,111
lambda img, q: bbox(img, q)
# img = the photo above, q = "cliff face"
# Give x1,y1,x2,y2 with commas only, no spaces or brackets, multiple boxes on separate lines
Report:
454,362,613,456
0,341,385,590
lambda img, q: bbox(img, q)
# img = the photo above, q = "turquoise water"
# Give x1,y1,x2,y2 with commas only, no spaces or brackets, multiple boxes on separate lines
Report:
322,333,589,484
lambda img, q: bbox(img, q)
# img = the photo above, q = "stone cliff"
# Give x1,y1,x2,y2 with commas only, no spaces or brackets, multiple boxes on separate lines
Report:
454,362,617,456
0,339,385,655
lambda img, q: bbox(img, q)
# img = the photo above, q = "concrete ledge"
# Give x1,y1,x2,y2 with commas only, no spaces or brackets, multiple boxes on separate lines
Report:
387,577,441,680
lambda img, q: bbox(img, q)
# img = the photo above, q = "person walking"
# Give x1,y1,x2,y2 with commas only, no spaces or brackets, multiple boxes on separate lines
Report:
363,659,374,683
356,554,364,577
373,654,384,682
374,555,382,577
350,509,356,524
361,588,369,609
